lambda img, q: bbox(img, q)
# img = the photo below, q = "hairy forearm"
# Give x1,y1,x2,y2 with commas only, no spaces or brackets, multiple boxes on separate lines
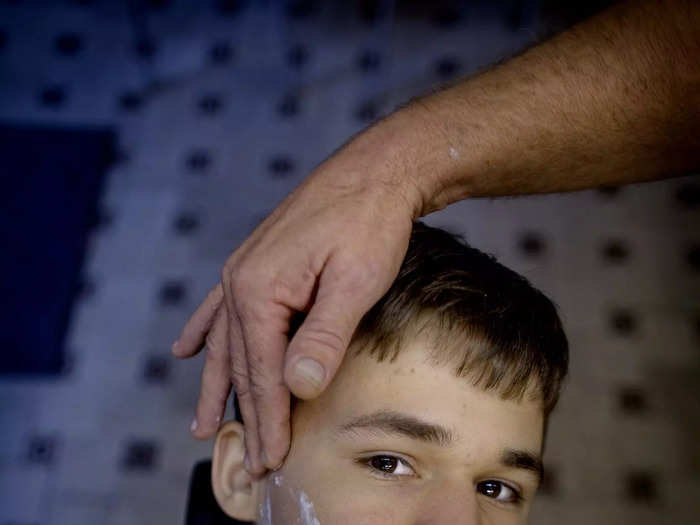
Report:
346,0,700,218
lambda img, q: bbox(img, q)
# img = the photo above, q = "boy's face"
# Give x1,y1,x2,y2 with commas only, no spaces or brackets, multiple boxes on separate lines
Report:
212,336,545,524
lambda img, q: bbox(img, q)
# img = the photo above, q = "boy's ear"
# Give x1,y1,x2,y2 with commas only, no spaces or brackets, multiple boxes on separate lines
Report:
211,421,265,521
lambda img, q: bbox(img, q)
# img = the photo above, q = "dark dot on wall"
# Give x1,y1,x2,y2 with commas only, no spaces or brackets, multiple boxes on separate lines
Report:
354,100,379,122
54,32,83,56
435,56,461,79
518,232,546,257
357,49,381,72
217,0,248,15
675,183,700,209
618,386,648,414
610,308,637,336
357,0,385,24
277,92,300,117
624,471,657,503
686,244,700,271
602,239,629,264
285,0,317,19
118,91,143,112
40,86,66,108
26,435,57,466
287,43,308,69
597,185,621,197
143,355,170,383
433,6,463,28
268,156,295,177
198,94,222,115
209,41,234,64
173,212,200,234
134,37,157,59
186,149,211,173
122,440,159,471
159,281,186,306
539,465,558,496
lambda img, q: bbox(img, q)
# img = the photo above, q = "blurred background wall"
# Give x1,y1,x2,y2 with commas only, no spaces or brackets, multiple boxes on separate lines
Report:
0,1,698,524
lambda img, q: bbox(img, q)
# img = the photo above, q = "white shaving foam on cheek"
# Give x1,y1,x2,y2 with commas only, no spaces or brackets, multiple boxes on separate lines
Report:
258,480,273,525
298,490,321,525
273,474,283,486
448,147,460,160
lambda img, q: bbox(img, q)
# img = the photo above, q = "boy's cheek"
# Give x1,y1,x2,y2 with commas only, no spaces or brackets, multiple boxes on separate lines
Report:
262,465,323,524
265,461,398,525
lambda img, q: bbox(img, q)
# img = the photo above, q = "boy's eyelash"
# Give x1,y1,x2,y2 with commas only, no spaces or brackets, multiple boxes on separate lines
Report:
356,455,525,505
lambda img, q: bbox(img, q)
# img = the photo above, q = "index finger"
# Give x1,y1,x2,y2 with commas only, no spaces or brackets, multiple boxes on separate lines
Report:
237,301,293,472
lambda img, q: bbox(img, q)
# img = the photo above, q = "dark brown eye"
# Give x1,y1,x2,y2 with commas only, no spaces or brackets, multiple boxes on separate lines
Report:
370,455,397,473
478,481,502,498
361,455,415,478
476,480,521,503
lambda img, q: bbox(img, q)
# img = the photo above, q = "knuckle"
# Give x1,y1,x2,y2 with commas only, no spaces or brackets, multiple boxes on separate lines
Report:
221,261,234,287
246,359,285,398
231,362,249,390
228,260,249,287
334,258,375,293
204,337,226,364
298,321,346,357
234,285,272,326
234,384,253,402
222,257,248,292
249,375,285,403
204,331,220,351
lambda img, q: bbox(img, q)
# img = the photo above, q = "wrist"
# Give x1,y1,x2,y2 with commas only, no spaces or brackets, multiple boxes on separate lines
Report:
340,104,456,220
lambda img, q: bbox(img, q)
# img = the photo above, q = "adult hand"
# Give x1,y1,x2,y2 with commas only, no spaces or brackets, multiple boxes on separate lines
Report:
172,119,422,475
173,0,700,478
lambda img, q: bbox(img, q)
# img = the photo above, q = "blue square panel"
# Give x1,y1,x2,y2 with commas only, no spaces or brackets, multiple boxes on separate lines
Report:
0,123,116,375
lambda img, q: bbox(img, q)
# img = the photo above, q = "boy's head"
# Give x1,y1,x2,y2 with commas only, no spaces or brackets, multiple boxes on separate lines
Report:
211,221,569,524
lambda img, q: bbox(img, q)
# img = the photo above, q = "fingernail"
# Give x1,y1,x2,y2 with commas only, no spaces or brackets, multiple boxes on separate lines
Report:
171,340,180,355
293,358,325,389
190,418,198,433
243,453,251,473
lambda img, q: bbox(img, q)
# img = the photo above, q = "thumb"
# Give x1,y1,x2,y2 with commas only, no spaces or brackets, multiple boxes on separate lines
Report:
283,265,381,400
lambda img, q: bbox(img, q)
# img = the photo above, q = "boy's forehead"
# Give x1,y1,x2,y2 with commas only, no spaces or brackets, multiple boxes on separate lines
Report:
299,339,544,456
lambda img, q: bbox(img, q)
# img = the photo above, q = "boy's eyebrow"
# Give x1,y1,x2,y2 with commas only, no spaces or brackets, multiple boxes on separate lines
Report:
500,449,544,484
335,409,455,446
335,409,543,483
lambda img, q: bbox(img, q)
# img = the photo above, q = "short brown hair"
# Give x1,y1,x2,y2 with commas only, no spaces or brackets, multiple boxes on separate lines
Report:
348,221,569,418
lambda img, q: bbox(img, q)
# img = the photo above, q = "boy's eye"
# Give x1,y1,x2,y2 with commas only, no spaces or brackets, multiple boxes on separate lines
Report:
362,455,415,478
476,480,521,504
360,457,523,506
